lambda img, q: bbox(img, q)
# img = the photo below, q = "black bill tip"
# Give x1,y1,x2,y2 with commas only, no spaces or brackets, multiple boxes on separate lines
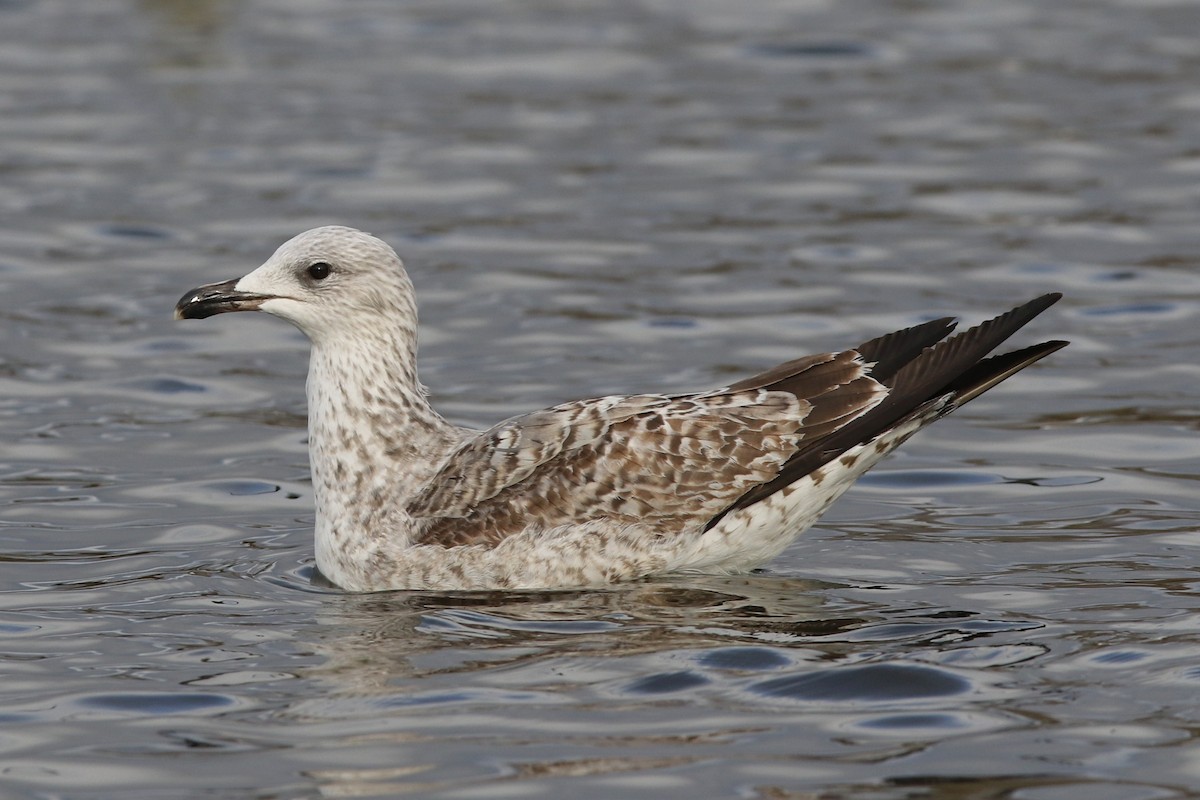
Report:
174,279,272,320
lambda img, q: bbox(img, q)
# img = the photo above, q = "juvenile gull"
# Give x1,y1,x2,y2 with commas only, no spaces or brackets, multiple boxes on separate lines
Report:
175,226,1067,592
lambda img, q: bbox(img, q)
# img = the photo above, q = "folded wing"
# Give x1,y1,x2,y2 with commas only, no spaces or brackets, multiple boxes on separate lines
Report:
407,350,887,546
407,294,1066,548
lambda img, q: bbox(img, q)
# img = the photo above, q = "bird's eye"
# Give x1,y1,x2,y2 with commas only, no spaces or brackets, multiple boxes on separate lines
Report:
307,262,332,281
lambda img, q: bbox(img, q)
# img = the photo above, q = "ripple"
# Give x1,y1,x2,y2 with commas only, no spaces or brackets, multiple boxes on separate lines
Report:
975,260,1200,296
697,647,792,671
858,469,1002,490
1007,475,1104,488
60,222,183,245
1076,302,1188,320
855,712,967,730
204,480,280,497
750,663,973,703
370,687,559,711
1090,649,1148,665
790,243,891,264
76,692,234,715
914,190,1082,217
625,670,711,695
122,377,207,394
937,644,1049,668
327,179,512,206
839,709,1022,740
94,224,175,240
748,41,880,60
413,606,624,638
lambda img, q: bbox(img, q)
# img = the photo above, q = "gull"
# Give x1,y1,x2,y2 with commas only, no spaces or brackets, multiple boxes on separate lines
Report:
175,226,1066,592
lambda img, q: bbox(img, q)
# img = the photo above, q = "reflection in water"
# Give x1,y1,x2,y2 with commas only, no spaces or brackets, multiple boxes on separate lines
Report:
307,576,839,688
282,573,1173,800
283,576,1046,797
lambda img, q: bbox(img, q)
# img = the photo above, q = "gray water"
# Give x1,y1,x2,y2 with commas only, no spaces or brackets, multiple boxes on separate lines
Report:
2,0,1199,797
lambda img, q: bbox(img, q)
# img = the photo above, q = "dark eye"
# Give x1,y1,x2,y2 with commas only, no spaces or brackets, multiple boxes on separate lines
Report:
306,262,332,281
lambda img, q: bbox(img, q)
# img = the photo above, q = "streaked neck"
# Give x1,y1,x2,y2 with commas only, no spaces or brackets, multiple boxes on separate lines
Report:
304,325,459,584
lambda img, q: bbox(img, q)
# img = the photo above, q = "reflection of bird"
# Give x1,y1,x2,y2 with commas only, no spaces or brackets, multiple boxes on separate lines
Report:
175,226,1066,592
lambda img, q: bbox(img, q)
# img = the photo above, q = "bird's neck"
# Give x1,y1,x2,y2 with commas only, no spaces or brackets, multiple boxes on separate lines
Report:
304,328,460,587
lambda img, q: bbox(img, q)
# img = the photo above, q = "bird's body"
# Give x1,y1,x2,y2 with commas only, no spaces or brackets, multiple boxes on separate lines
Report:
176,226,1066,592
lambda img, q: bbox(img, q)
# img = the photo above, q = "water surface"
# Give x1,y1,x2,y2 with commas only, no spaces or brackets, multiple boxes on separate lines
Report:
2,0,1199,797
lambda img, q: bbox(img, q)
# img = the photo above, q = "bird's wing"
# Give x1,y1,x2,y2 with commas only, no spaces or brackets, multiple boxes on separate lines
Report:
406,348,888,546
407,293,1065,548
707,294,1066,527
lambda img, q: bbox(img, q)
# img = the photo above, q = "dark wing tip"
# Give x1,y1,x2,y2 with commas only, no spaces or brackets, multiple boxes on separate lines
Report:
883,293,1064,406
705,295,1066,529
945,338,1068,406
853,315,957,384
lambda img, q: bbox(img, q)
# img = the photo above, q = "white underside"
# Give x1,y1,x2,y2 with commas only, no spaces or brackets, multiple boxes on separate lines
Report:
669,415,928,575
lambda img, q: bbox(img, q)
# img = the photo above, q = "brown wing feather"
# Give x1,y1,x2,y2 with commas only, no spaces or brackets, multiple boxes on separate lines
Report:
407,394,672,520
410,294,1064,548
409,354,889,547
414,391,809,546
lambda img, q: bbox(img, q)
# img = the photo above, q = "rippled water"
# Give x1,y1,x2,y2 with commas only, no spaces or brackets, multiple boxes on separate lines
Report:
3,0,1200,797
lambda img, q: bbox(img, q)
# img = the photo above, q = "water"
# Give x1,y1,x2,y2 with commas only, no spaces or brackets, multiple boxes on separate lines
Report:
2,0,1199,797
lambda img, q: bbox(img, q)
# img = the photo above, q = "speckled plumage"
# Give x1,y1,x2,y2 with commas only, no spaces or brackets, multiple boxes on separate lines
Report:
175,226,1067,592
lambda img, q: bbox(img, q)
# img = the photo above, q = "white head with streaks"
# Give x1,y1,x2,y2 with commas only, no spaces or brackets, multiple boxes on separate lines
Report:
176,226,418,348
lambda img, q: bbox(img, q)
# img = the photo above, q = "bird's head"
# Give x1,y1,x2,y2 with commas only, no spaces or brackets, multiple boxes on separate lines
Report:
174,226,417,344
